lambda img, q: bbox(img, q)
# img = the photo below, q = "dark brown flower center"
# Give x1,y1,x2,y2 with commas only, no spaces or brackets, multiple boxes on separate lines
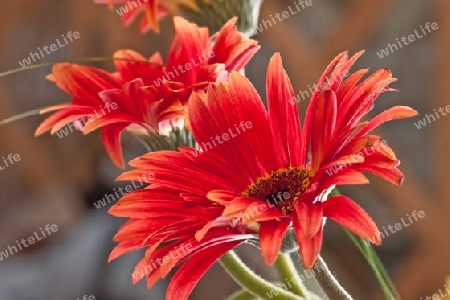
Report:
242,167,313,215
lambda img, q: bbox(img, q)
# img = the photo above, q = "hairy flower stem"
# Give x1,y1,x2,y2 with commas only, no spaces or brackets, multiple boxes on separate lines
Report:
226,289,258,300
275,254,312,298
312,256,353,300
219,250,304,300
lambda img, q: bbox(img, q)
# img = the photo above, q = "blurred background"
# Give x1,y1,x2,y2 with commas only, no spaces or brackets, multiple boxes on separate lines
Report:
0,0,448,299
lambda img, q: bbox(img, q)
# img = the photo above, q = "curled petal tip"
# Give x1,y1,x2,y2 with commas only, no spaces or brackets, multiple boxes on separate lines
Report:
369,231,382,245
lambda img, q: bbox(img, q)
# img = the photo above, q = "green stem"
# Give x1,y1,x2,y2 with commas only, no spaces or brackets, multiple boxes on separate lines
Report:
331,187,400,299
343,228,400,300
274,254,310,298
312,256,353,300
226,289,258,300
367,244,400,299
219,250,304,300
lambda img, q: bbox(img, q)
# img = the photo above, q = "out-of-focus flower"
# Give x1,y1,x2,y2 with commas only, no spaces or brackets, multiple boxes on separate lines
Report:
35,17,260,168
182,0,264,36
94,0,204,34
108,51,417,298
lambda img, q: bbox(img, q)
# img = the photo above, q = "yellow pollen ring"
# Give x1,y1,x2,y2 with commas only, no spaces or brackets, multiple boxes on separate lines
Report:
242,167,313,215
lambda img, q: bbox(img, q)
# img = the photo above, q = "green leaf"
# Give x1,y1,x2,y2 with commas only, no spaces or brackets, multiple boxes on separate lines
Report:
331,188,401,300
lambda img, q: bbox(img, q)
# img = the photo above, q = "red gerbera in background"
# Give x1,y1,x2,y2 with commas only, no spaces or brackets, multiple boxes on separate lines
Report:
94,0,204,34
35,17,259,168
108,51,417,299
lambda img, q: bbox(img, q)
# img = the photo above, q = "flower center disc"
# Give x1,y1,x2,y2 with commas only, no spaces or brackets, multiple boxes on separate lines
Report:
242,167,313,215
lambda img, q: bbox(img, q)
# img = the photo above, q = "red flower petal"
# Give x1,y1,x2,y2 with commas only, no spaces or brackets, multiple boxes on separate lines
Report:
114,50,164,85
310,90,337,170
210,17,260,71
293,202,323,239
241,202,286,223
204,84,265,177
166,241,243,300
266,53,303,167
336,69,369,107
35,107,92,136
297,223,323,270
207,190,241,205
101,123,129,168
128,150,239,194
259,218,291,266
49,63,120,106
327,50,364,91
323,195,381,244
188,88,262,180
354,106,418,139
337,68,397,130
354,165,404,186
109,241,144,262
227,72,280,172
312,168,369,192
302,52,347,160
222,197,256,217
113,216,182,242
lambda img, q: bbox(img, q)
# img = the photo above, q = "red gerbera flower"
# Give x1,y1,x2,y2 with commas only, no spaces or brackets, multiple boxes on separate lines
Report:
109,51,417,299
35,17,259,168
94,0,204,34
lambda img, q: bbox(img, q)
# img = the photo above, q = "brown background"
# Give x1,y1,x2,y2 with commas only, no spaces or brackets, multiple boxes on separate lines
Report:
0,0,447,299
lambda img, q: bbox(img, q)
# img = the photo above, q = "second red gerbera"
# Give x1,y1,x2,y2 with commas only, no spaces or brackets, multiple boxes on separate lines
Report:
35,17,259,168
